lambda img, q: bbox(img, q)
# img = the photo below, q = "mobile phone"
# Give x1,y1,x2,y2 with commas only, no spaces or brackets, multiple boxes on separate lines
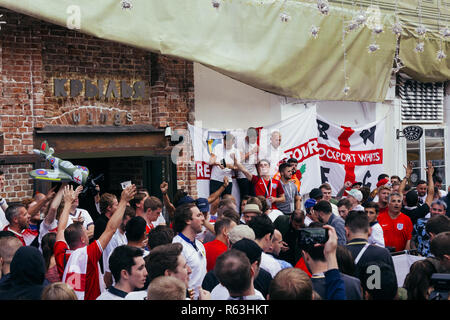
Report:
298,228,329,247
121,180,132,190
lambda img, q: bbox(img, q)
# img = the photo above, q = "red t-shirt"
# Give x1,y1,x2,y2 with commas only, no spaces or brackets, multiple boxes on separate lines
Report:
54,240,71,280
204,239,228,272
83,240,103,300
294,256,312,277
378,205,388,216
377,212,413,252
251,175,285,209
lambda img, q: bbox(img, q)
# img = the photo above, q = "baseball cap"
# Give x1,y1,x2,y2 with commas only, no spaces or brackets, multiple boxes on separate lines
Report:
243,204,261,214
195,198,210,213
376,178,390,188
176,195,195,207
228,225,255,245
309,188,323,200
231,238,263,264
304,198,317,209
347,189,363,202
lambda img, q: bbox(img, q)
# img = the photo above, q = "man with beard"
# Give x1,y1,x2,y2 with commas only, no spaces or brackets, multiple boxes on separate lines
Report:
2,204,30,246
377,192,413,252
276,163,301,215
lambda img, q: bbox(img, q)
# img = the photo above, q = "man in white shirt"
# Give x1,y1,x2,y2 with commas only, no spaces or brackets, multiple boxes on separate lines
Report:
346,189,365,211
209,133,238,198
103,206,135,287
236,127,259,199
172,203,207,300
320,183,340,217
260,130,284,178
364,202,385,248
97,245,147,300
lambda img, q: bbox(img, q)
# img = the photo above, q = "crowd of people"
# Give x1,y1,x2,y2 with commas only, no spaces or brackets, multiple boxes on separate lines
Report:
0,141,449,300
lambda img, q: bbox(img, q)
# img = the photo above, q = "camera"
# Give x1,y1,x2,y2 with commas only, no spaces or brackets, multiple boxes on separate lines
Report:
298,228,329,248
429,273,450,300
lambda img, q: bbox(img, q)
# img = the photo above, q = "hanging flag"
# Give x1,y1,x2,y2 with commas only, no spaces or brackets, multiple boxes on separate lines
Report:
316,115,385,195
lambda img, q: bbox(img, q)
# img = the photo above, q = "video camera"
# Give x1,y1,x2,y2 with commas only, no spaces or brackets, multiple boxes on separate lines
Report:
429,273,450,300
298,228,329,248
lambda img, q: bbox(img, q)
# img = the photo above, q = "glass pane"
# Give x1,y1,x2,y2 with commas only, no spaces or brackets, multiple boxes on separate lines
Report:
409,168,422,186
407,148,420,167
425,148,444,162
425,129,446,192
407,140,420,150
425,138,444,149
425,129,444,138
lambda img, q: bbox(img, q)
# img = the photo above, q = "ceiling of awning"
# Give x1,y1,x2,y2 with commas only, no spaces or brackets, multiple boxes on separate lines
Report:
0,0,447,102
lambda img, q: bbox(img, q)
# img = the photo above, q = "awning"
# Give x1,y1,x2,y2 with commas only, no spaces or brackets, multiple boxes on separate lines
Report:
0,0,447,102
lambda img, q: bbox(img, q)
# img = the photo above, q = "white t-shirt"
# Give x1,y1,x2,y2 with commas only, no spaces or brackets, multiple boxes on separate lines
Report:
210,283,265,300
260,252,282,278
331,202,340,217
172,234,207,300
151,213,166,228
0,207,9,230
103,229,128,274
237,141,258,179
368,222,385,248
125,290,147,300
210,145,239,182
96,288,126,300
267,209,284,223
67,208,94,230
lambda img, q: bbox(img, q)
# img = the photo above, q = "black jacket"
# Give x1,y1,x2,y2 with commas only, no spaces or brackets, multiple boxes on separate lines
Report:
0,246,46,300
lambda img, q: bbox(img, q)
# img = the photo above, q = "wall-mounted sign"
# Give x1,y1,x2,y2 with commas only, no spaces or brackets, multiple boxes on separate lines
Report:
71,111,133,126
54,79,147,99
396,126,423,141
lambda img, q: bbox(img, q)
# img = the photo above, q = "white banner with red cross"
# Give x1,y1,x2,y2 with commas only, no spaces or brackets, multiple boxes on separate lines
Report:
316,115,385,196
188,106,321,202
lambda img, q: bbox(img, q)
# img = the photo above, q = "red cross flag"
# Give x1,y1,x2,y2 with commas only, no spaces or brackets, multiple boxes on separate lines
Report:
316,115,385,195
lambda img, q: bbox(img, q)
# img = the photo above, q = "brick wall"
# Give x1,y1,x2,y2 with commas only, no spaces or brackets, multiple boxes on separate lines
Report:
0,8,197,202
0,164,34,203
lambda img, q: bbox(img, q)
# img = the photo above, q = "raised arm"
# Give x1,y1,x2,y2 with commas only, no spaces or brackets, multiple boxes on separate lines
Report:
335,181,352,200
234,159,253,181
56,185,82,242
399,161,413,197
98,184,136,250
424,160,435,207
44,182,67,226
27,186,57,220
160,181,175,220
207,176,229,204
